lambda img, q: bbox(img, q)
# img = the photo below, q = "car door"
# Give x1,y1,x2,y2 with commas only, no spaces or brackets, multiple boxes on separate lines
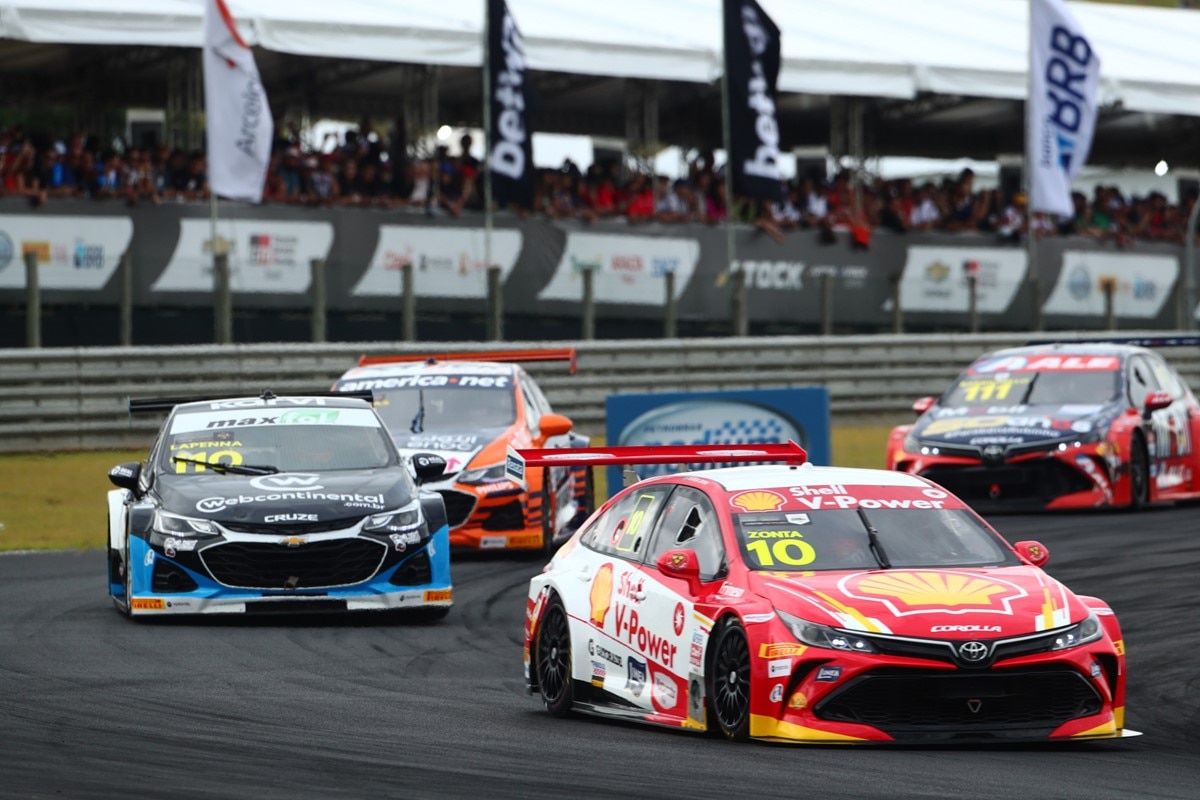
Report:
571,484,674,708
636,486,727,724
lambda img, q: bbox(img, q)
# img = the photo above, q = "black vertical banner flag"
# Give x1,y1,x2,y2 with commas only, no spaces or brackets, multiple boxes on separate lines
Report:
723,0,783,201
488,0,535,208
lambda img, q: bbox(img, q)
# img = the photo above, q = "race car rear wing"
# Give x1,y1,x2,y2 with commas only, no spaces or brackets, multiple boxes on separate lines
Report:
356,348,577,374
1025,335,1200,348
129,389,374,414
506,441,808,487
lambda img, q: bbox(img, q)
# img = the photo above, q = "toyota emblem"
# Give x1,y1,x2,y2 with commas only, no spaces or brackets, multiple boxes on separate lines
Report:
981,444,1006,461
958,641,989,662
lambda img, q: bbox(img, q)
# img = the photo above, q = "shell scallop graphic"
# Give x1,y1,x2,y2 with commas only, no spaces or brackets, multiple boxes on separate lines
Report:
589,563,614,627
853,571,1013,609
729,490,786,512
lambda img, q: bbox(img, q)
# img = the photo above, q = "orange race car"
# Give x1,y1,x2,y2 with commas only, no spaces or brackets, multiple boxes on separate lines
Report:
334,350,592,552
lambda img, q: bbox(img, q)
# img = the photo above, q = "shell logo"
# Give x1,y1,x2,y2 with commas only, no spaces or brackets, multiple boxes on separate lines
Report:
841,570,1028,616
590,563,614,627
730,490,786,512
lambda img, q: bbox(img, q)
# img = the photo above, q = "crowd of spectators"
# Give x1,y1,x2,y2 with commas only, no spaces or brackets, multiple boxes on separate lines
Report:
1,123,1196,247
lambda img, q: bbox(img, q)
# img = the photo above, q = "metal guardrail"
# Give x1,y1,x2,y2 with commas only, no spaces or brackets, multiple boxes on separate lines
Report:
3,332,1199,453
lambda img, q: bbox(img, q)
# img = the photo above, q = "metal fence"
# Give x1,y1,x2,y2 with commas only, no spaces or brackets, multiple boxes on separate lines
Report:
4,332,1200,453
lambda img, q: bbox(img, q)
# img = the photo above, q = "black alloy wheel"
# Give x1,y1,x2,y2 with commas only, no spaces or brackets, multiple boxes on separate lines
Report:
1129,435,1150,509
709,618,751,741
535,595,573,716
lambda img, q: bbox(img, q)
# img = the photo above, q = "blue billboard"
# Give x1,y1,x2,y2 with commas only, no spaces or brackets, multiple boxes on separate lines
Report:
604,388,831,496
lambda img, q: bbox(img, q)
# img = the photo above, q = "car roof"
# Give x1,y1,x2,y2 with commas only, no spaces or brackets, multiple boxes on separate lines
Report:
338,360,520,380
172,395,375,414
975,343,1147,361
688,464,933,492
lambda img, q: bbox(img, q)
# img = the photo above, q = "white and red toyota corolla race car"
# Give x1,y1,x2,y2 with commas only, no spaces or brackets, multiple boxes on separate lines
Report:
520,443,1134,744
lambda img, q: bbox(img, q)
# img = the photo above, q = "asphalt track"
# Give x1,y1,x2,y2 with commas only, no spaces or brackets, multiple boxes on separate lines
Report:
2,509,1199,800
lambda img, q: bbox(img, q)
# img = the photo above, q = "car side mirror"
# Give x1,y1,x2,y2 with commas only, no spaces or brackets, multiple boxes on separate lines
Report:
656,549,702,596
411,453,447,484
1144,390,1172,416
538,413,573,439
1014,540,1050,568
912,396,936,416
108,462,141,492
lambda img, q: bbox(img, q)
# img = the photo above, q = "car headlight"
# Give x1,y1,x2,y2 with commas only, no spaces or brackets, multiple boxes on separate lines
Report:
778,610,878,654
363,501,423,533
153,510,220,537
1049,611,1104,651
458,463,507,484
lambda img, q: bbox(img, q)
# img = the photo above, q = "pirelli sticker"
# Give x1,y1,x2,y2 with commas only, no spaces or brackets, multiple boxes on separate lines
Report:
759,643,806,659
424,589,453,603
131,598,166,611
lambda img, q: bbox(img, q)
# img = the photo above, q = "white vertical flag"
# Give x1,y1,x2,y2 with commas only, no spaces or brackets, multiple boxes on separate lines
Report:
1028,0,1100,217
203,0,272,203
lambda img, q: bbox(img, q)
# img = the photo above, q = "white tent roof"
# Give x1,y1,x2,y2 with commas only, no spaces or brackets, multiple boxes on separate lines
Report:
2,0,1200,116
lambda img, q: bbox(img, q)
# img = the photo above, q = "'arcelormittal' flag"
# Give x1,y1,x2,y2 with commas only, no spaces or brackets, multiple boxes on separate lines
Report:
203,0,273,203
1028,0,1100,217
723,0,783,202
488,0,535,208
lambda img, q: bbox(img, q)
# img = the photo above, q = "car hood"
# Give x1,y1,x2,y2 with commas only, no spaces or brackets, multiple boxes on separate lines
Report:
157,470,412,524
392,426,511,476
749,566,1088,639
912,402,1122,451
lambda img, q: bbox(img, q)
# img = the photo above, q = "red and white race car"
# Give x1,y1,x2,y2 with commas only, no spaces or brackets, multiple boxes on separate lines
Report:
521,443,1134,744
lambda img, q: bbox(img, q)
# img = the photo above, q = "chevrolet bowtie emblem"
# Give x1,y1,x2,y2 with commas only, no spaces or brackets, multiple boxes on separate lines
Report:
280,536,306,547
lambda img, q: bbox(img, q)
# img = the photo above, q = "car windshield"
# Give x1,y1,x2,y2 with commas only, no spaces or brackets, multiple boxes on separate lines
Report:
159,406,395,474
942,369,1120,408
733,508,1020,572
369,388,517,433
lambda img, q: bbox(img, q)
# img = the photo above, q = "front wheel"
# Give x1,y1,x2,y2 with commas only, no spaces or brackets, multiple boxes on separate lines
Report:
708,618,751,741
535,594,573,716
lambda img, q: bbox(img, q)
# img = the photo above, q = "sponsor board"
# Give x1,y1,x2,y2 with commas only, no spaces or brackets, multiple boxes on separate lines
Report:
0,215,133,290
1043,251,1177,319
893,245,1026,314
605,388,829,491
352,226,523,298
152,219,333,293
538,232,698,305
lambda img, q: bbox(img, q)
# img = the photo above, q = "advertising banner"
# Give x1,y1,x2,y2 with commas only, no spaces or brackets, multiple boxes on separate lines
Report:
487,0,535,209
604,388,831,500
1042,250,1177,319
1028,0,1100,217
151,218,334,293
895,245,1027,314
203,0,273,203
351,226,523,298
723,0,784,201
538,232,699,305
0,215,133,290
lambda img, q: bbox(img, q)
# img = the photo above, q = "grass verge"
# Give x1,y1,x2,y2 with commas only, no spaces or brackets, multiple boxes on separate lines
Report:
0,426,896,552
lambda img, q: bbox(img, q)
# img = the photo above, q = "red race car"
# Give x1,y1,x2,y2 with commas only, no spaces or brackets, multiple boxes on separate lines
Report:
886,339,1200,510
521,443,1134,744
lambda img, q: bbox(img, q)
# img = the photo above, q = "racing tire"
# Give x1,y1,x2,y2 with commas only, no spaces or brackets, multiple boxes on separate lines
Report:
708,617,751,741
534,594,573,717
1128,435,1150,509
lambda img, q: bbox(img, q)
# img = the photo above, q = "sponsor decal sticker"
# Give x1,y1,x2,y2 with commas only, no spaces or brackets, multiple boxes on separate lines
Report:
673,602,686,636
730,490,787,512
840,570,1029,615
653,673,678,710
423,589,453,603
131,598,166,611
590,563,614,627
507,534,542,548
588,639,624,667
760,643,806,659
264,513,319,523
389,531,421,551
768,659,792,678
480,536,507,549
769,684,783,703
626,657,647,697
816,666,842,683
161,537,198,558
788,692,808,710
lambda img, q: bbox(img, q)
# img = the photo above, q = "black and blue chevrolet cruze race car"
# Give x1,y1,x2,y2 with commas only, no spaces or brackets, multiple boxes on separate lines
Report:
105,391,452,618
